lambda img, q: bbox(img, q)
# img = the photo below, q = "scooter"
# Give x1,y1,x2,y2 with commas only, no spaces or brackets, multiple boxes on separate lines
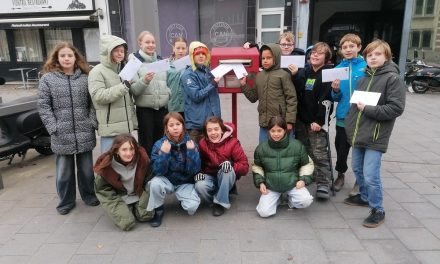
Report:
0,95,52,165
405,49,440,93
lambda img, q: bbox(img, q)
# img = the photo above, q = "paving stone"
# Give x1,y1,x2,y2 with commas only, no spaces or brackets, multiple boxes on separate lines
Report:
306,210,350,229
16,194,54,208
316,229,363,251
334,202,370,219
159,230,201,253
64,204,104,224
122,225,164,242
0,224,21,244
392,228,440,250
0,233,49,256
18,214,65,234
392,172,430,183
413,251,440,264
112,242,163,264
401,202,440,219
0,201,14,215
410,182,440,195
154,253,198,264
326,251,374,264
0,207,41,225
76,231,125,255
272,219,316,240
0,256,30,264
239,229,281,252
28,243,79,264
68,255,113,264
91,215,122,232
199,239,241,264
347,219,395,240
385,189,427,203
47,222,95,244
241,251,293,264
280,240,329,263
361,240,419,264
382,193,404,211
382,177,409,189
420,219,440,239
384,210,423,228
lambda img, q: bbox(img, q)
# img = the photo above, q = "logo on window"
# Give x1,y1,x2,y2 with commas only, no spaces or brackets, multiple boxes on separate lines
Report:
166,23,188,46
210,22,232,47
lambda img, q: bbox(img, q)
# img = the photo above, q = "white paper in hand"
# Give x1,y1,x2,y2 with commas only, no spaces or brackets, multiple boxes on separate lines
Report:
173,55,190,71
143,59,170,73
280,55,305,68
119,56,142,81
231,64,248,79
350,91,382,106
211,64,233,78
322,67,349,82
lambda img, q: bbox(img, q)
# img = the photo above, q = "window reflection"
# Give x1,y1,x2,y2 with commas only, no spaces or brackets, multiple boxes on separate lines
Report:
44,29,73,54
13,29,43,62
0,30,10,62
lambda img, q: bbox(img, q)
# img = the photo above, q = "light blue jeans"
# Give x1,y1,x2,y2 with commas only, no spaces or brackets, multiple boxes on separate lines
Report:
259,127,294,143
195,170,236,209
351,147,384,212
146,176,201,215
100,136,116,153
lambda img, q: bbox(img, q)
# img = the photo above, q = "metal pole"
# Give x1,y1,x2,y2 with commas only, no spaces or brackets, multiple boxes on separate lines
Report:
399,0,414,77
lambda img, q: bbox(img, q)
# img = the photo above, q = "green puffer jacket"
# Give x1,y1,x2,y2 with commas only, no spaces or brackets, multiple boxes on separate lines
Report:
129,50,171,110
240,43,297,127
88,35,137,136
253,135,314,193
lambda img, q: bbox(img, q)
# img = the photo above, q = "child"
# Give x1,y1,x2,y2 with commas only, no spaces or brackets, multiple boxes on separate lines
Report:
344,40,405,228
253,116,314,217
295,42,333,199
147,112,201,227
88,35,137,153
195,116,249,216
38,42,99,215
130,31,170,155
94,134,154,231
239,43,297,142
181,41,221,143
331,34,367,193
167,37,188,118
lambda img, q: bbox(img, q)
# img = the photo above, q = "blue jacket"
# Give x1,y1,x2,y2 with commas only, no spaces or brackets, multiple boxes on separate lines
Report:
151,133,201,186
331,56,366,127
181,65,221,130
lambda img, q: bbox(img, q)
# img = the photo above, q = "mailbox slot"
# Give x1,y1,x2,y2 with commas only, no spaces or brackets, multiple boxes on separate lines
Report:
219,59,252,67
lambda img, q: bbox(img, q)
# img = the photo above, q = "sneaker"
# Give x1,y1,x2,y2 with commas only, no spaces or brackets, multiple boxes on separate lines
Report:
150,206,164,227
349,182,360,197
212,204,225,217
316,185,330,199
363,209,385,228
334,172,345,192
344,194,369,207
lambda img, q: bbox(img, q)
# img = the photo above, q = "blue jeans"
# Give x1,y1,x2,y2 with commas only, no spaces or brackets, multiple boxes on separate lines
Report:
195,170,236,209
351,147,384,212
259,127,294,143
100,136,116,153
55,151,97,211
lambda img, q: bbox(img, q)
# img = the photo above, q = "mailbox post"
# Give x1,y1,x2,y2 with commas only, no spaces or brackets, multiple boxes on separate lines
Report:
210,47,260,137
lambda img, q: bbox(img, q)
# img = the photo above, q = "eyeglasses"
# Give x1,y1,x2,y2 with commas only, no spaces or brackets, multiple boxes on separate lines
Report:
311,51,326,56
279,43,294,48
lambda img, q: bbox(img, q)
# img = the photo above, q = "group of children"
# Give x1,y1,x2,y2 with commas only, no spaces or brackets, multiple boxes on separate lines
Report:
37,29,405,230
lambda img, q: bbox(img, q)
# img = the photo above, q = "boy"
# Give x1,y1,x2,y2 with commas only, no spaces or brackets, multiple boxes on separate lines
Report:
239,44,297,142
331,34,367,194
295,42,333,199
344,40,405,227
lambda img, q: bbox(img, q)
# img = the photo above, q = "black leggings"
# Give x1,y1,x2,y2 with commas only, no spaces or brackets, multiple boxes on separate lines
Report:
136,107,168,155
334,125,351,173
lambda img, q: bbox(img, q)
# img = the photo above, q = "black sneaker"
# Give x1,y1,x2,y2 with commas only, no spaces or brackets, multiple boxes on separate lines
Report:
344,194,369,207
212,204,225,217
363,209,385,228
149,206,164,228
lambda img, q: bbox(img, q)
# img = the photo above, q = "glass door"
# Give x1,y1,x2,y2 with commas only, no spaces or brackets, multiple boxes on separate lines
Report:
256,0,284,45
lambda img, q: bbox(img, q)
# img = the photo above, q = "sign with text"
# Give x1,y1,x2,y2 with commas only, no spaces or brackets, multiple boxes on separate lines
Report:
1,0,94,14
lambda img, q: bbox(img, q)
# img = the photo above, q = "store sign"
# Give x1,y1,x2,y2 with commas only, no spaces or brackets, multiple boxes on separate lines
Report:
1,0,94,14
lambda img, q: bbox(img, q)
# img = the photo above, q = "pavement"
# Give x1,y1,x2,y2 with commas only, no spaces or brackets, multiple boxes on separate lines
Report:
1,83,440,264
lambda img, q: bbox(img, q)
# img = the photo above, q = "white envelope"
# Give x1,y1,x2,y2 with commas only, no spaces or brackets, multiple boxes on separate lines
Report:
322,67,349,82
119,56,142,81
211,64,233,79
143,59,170,73
230,64,248,79
173,55,190,71
350,91,382,106
280,55,305,68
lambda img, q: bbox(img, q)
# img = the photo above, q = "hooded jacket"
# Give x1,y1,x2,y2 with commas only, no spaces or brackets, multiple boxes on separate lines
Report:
240,43,297,127
151,133,201,186
88,35,137,137
129,50,171,110
199,123,249,179
252,135,314,193
38,68,97,155
167,59,185,112
181,41,221,130
331,56,367,127
345,61,405,153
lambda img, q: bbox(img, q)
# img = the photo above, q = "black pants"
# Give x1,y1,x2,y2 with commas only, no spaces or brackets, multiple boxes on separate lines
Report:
334,125,351,173
136,107,168,155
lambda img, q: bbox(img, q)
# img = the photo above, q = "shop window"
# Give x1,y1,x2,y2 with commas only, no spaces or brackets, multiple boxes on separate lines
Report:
411,30,432,49
411,31,420,48
13,29,43,62
421,31,432,48
414,0,435,16
0,30,10,62
83,28,100,62
44,29,73,54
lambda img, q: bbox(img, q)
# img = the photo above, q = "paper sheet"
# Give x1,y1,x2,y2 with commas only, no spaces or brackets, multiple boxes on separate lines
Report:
143,59,171,73
119,56,142,81
322,67,349,82
350,91,382,106
173,55,190,71
211,64,233,78
230,64,248,78
280,55,306,68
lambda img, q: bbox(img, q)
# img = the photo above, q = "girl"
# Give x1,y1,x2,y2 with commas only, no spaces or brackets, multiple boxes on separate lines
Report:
130,31,170,155
253,116,314,218
195,116,249,216
167,37,188,117
147,112,201,227
94,134,154,231
344,40,405,228
88,35,137,153
38,42,99,215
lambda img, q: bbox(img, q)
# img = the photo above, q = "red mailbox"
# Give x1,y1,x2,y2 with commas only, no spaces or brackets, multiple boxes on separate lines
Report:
210,47,260,136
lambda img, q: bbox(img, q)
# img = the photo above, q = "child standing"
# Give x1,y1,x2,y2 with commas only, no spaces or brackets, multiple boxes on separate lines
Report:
130,31,170,155
181,41,221,143
167,37,188,118
147,112,201,227
295,42,333,199
344,40,405,228
331,34,367,193
253,116,314,217
239,43,297,142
